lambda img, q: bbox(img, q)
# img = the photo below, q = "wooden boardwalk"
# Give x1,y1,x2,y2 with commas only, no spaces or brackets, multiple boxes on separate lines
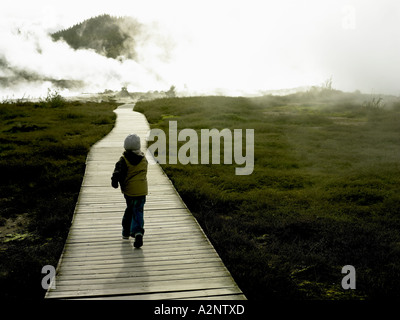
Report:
45,103,246,300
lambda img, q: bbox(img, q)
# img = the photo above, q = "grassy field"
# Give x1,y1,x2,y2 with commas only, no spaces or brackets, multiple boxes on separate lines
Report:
135,90,400,300
0,92,117,299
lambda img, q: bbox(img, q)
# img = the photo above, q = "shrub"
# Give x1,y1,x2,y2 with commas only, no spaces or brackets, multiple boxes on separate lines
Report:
38,89,66,108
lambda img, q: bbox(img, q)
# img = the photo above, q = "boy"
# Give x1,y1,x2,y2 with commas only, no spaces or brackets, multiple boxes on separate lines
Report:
111,133,148,248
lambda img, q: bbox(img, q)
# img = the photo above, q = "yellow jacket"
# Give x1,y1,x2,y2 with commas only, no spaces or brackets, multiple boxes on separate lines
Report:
112,151,148,197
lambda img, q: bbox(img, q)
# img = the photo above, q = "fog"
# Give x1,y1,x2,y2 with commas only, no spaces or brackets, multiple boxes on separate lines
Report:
1,0,400,98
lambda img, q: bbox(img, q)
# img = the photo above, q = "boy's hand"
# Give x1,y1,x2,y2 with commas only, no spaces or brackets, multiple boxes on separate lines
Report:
111,179,119,189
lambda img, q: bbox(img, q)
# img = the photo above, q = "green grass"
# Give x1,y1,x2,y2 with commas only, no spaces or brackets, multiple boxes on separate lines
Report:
136,91,400,300
0,95,117,300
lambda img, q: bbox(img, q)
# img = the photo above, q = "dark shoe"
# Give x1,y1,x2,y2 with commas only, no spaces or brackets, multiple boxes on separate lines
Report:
134,233,143,248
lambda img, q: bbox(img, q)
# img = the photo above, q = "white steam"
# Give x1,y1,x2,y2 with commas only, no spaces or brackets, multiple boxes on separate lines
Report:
0,18,172,99
1,0,400,98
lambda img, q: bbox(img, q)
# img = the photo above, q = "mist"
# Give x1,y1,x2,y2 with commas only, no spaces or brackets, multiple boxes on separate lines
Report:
0,17,172,98
1,0,400,99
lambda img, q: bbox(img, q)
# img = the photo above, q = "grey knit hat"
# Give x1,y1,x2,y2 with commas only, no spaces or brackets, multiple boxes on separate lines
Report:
124,133,141,151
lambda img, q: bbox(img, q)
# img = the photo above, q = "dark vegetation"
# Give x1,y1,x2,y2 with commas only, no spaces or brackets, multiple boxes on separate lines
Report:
51,14,141,60
135,90,400,300
0,91,117,299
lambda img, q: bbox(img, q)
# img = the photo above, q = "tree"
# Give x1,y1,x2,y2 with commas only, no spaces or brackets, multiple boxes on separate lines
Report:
323,76,333,91
166,85,176,98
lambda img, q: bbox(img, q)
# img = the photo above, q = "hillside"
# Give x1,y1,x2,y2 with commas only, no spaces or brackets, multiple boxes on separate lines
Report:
51,14,141,60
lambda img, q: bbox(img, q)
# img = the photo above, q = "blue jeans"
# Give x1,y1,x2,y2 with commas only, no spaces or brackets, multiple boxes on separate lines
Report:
122,195,146,237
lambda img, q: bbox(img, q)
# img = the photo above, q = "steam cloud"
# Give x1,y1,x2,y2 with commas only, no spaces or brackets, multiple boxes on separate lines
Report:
1,0,400,99
0,18,173,98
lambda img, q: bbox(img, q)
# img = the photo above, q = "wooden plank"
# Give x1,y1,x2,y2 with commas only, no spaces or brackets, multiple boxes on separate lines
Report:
61,243,213,258
57,255,223,272
59,254,221,270
69,214,195,226
56,261,226,278
79,288,245,300
46,278,238,299
56,266,227,282
63,231,206,245
45,103,245,300
54,273,232,291
61,243,208,256
60,247,216,261
66,226,204,239
63,236,209,249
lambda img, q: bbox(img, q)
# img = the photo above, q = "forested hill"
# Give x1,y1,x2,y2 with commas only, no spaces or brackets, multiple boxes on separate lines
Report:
51,14,141,60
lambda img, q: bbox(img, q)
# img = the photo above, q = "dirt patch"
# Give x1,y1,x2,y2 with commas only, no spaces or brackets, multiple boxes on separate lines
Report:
0,213,31,250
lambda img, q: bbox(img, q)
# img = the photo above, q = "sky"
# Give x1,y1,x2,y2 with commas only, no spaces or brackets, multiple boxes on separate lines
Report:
1,0,400,98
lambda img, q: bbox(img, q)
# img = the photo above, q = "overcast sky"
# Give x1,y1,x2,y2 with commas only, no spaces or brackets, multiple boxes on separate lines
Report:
1,0,400,97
